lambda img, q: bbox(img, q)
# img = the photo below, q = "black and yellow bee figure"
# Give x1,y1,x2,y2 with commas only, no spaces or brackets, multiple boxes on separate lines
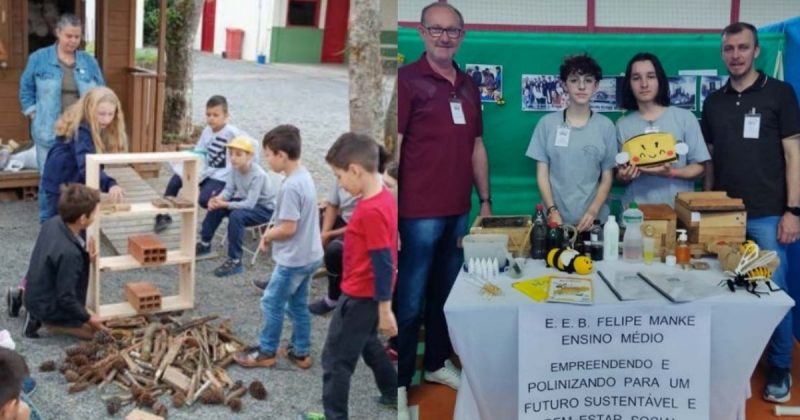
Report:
546,247,593,275
720,241,780,297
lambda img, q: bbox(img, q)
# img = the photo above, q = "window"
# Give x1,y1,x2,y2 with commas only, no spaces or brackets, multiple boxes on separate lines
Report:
287,0,319,27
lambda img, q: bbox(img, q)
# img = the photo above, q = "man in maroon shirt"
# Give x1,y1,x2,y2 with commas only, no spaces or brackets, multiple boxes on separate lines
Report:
396,2,491,414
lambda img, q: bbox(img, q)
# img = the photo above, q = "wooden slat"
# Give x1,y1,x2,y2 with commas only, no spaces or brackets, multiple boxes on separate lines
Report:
100,166,185,255
90,152,199,165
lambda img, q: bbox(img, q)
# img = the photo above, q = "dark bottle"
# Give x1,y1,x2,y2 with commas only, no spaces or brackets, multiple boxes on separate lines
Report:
546,222,562,252
530,204,547,259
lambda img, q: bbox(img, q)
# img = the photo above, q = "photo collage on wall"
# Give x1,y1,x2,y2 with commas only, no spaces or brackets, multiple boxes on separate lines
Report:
514,73,724,112
466,64,503,103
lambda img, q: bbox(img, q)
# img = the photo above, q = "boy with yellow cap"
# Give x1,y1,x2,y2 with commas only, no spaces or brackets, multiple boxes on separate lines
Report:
197,136,278,277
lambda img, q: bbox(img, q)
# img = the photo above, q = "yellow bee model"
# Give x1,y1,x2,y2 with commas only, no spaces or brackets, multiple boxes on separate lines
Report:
720,241,780,297
546,247,593,275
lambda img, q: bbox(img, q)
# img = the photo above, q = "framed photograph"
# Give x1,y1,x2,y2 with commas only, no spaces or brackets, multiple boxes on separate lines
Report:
668,76,697,111
522,74,565,111
699,76,729,111
467,64,503,103
589,76,620,112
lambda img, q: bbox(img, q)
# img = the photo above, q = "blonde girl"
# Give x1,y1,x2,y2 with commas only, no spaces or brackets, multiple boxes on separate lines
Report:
40,86,127,222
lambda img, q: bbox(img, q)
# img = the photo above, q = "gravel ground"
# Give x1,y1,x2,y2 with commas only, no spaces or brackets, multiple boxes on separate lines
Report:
0,52,396,420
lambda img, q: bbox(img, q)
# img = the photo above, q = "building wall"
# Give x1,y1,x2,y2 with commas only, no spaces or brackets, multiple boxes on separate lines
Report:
196,0,398,63
399,0,799,30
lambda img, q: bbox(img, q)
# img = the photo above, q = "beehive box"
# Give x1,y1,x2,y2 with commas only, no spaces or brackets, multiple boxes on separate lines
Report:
638,204,677,253
128,234,167,265
124,282,162,312
674,191,746,245
470,215,532,257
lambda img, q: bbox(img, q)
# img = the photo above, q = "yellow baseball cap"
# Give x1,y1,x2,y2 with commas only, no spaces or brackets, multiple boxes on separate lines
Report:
225,136,254,154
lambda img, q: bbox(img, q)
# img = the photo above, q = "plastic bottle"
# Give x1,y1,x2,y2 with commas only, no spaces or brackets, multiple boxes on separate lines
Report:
530,204,547,259
546,222,561,252
603,215,619,261
622,202,644,262
642,224,656,265
676,229,691,265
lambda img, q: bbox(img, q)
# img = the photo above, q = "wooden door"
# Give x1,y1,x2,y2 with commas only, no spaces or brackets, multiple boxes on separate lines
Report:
201,0,215,52
320,0,349,63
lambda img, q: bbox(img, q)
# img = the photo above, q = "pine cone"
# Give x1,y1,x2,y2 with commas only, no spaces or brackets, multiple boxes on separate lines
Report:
39,360,57,372
227,397,242,412
200,388,224,405
64,370,80,382
172,392,186,408
248,381,267,400
106,398,122,415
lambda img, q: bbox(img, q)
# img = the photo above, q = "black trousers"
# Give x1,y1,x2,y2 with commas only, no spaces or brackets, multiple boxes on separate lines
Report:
322,295,397,419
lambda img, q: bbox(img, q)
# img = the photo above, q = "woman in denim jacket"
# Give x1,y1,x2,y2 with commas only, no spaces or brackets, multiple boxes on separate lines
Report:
18,13,105,221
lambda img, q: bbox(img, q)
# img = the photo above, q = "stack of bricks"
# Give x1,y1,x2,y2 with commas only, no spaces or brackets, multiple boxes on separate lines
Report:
128,234,167,265
124,282,162,312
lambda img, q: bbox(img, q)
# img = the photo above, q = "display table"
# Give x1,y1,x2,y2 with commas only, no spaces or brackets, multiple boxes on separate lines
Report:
444,258,794,420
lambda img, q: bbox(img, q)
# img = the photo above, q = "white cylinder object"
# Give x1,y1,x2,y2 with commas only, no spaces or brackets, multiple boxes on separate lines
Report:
775,406,800,416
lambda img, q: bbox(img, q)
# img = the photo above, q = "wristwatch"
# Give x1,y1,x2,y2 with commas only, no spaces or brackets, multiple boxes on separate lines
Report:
786,206,800,217
480,197,492,205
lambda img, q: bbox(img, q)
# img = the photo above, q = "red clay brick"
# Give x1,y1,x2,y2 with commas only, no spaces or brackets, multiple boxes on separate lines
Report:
128,235,167,265
124,282,162,312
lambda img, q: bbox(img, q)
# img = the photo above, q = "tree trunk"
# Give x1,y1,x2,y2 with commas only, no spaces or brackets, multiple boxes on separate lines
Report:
383,79,397,153
163,0,203,141
347,0,384,143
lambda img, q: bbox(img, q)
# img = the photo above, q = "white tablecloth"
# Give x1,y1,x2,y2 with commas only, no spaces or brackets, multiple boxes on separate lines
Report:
444,259,794,420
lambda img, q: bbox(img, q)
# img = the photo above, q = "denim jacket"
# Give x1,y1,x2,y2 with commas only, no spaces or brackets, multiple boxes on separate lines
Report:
19,44,105,148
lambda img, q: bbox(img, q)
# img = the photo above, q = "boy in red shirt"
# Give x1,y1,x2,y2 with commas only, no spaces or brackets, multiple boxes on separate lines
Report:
320,133,398,419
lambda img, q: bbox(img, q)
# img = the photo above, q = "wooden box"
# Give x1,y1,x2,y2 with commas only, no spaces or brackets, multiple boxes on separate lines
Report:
124,282,162,312
674,191,746,245
638,204,677,253
470,215,533,257
128,234,167,265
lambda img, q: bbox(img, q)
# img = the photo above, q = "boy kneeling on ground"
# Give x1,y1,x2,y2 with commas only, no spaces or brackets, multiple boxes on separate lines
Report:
23,183,108,339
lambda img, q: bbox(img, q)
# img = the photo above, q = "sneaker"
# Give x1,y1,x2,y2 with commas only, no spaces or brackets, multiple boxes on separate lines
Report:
7,286,23,318
214,259,243,277
195,242,212,257
23,312,41,339
233,346,277,368
763,366,792,403
308,298,336,316
283,346,313,369
398,387,410,420
424,359,460,390
377,392,397,408
153,214,172,233
22,377,36,395
252,277,270,291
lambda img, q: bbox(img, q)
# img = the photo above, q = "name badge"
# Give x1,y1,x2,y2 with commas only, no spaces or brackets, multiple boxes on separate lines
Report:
743,112,760,139
450,100,466,125
554,126,571,147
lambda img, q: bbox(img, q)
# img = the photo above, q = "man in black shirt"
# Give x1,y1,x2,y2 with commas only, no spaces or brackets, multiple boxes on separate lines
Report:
23,184,108,339
702,22,800,404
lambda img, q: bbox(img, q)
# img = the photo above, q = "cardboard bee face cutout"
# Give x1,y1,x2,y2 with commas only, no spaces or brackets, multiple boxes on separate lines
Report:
615,132,689,167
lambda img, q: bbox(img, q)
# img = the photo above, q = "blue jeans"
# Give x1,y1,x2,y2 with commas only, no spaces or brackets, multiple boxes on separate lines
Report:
259,259,322,356
164,175,225,209
40,189,59,224
36,143,51,223
397,213,469,388
748,216,792,369
785,238,800,339
199,204,272,260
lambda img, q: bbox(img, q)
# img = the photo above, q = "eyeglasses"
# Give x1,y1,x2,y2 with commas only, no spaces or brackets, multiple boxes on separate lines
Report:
425,26,463,38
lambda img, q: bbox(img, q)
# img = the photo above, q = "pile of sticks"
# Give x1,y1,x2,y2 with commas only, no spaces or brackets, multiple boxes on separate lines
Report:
50,314,267,417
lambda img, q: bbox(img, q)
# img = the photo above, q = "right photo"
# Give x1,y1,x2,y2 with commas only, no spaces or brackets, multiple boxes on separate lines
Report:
395,1,800,419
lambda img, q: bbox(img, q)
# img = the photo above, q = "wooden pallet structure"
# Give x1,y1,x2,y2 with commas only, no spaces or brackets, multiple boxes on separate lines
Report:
0,170,38,202
86,152,200,320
